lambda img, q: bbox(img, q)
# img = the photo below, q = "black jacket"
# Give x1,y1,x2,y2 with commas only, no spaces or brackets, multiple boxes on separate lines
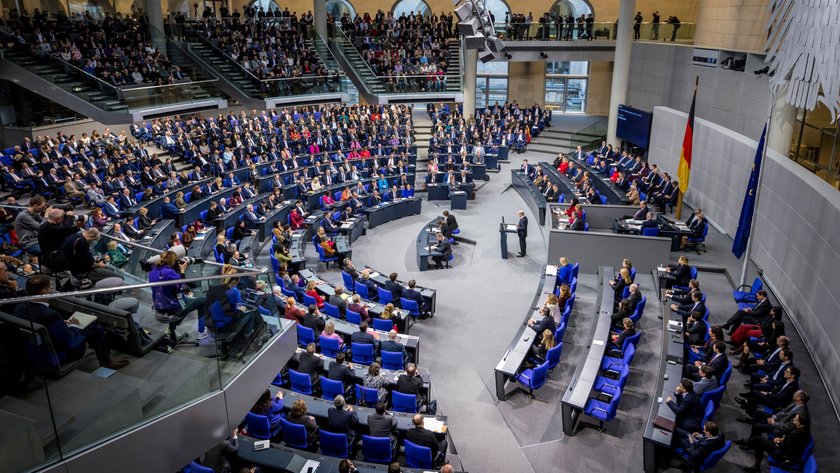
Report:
327,361,354,385
296,351,322,382
668,390,703,432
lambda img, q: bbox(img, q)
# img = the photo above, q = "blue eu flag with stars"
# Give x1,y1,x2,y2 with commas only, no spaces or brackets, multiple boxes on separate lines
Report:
732,125,766,259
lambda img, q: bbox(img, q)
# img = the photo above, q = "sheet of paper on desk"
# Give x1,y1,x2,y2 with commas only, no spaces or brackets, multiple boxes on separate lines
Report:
657,266,668,272
300,459,320,473
627,219,643,225
424,417,446,433
592,339,605,346
505,224,518,231
545,265,558,277
370,272,380,278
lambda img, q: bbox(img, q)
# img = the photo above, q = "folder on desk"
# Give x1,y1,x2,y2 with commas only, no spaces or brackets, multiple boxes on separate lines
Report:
505,224,518,231
653,415,676,432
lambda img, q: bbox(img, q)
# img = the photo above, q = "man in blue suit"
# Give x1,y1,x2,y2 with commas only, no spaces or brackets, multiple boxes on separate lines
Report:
160,196,181,219
674,421,726,471
402,279,427,317
667,378,703,436
380,330,408,364
14,275,128,369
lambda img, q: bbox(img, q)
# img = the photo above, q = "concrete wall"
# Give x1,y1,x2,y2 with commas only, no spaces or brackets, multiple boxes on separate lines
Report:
649,105,840,413
547,229,671,273
587,61,612,116
626,42,771,139
693,0,770,52
507,62,546,107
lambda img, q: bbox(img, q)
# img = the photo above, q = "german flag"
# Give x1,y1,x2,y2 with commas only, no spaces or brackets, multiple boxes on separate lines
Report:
677,77,698,194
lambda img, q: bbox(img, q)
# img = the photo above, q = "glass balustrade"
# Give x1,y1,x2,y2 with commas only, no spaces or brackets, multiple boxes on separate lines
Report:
0,234,290,472
492,21,695,43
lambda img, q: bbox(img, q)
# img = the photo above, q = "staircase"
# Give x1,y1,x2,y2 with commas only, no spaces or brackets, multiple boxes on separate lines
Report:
329,30,464,104
531,126,606,155
182,30,349,108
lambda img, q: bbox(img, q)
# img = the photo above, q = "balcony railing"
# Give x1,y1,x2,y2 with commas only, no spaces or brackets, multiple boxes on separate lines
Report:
0,233,289,472
493,21,695,43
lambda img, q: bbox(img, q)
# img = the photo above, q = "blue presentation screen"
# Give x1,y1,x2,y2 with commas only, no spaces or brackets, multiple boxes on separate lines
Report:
617,105,653,149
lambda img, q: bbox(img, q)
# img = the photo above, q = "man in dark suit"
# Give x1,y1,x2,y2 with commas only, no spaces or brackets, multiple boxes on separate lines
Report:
675,421,726,472
295,343,322,383
737,366,800,414
302,305,326,336
739,389,810,438
723,290,771,332
397,363,426,408
328,286,348,317
685,312,708,346
431,232,451,269
632,201,649,220
747,347,793,388
406,414,447,465
327,395,359,443
528,306,557,342
14,275,128,369
640,213,658,231
160,196,181,219
327,352,355,386
351,321,379,349
516,209,528,257
741,336,790,376
667,379,703,436
670,291,706,321
367,402,399,449
625,284,643,312
380,330,408,364
384,273,404,301
686,340,728,381
402,279,427,316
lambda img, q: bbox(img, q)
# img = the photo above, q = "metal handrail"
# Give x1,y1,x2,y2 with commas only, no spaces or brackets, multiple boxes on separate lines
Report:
184,27,263,83
98,232,227,269
0,268,266,305
333,27,379,78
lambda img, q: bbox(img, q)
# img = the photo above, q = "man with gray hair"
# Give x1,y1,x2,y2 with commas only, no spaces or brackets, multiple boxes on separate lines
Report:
60,227,123,287
37,206,77,272
327,394,359,445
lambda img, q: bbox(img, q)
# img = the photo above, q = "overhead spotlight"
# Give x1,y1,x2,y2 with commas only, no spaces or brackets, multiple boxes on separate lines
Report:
504,52,512,60
458,18,481,36
454,2,474,22
753,66,770,75
539,50,548,59
479,50,497,63
465,34,487,49
487,36,505,53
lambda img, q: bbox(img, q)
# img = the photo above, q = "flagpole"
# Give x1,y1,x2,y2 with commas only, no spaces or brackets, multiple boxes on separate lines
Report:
739,100,774,287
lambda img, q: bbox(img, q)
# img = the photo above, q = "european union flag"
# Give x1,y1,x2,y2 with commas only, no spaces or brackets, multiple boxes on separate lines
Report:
732,125,767,259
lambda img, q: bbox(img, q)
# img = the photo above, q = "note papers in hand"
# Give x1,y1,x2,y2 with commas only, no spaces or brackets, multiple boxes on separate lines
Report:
70,312,98,330
424,417,446,433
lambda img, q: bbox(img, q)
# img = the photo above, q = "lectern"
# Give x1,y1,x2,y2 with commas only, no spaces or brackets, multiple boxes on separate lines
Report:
499,220,519,259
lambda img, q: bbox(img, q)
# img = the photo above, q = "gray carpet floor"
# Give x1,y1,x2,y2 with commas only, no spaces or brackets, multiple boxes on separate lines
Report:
291,114,840,472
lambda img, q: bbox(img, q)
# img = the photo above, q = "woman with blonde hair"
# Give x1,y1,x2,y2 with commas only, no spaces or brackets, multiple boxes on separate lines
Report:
530,329,557,363
321,321,343,347
557,256,573,286
545,293,561,325
305,280,325,309
611,267,632,309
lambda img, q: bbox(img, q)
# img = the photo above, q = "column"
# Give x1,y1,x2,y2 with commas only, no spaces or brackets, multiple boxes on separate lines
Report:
606,0,636,146
767,88,796,156
314,0,328,39
462,47,477,118
145,0,165,33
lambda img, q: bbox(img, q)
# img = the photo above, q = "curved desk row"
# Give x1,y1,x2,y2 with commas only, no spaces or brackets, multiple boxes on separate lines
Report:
560,266,615,435
297,268,411,334
366,269,437,316
125,177,213,220
415,220,446,272
366,197,422,230
427,151,499,172
643,278,686,473
539,162,591,205
568,154,631,205
426,182,475,201
510,169,547,225
299,173,416,212
289,349,430,393
493,265,553,400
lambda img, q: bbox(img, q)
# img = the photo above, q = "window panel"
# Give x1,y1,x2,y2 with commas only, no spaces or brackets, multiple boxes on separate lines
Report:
565,78,587,113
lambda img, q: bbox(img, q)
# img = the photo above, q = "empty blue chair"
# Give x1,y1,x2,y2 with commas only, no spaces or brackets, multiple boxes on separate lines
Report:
297,325,316,347
514,359,549,398
289,369,315,395
381,350,404,371
355,282,371,300
572,262,580,279
629,267,637,281
554,322,567,343
355,384,379,407
583,222,590,231
392,391,418,413
641,226,660,236
345,309,362,324
362,435,394,464
719,362,733,386
199,210,209,222
584,390,622,431
372,318,393,332
700,385,726,410
278,417,309,449
734,277,763,303
281,286,297,300
351,342,375,365
319,335,343,358
695,440,732,471
323,302,340,318
184,461,213,473
341,271,356,292
377,287,393,304
770,454,817,473
226,227,235,240
593,363,631,398
600,344,636,372
701,399,716,426
621,286,630,299
405,440,433,469
270,255,280,274
321,377,344,401
400,297,421,319
599,194,608,205
244,412,279,440
271,372,284,387
319,431,349,458
302,293,318,307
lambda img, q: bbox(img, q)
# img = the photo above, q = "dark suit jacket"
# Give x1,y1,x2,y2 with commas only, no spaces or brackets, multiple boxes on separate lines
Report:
384,280,404,300
406,426,440,458
670,264,692,285
380,339,408,361
706,353,729,381
327,361,354,385
676,301,706,319
530,315,557,340
328,294,347,315
668,390,703,432
686,319,707,345
686,435,726,470
397,374,424,396
517,216,528,237
297,351,322,382
14,302,86,363
761,380,799,409
632,206,649,220
351,330,378,348
327,407,358,435
402,287,424,309
302,313,325,336
368,413,398,440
